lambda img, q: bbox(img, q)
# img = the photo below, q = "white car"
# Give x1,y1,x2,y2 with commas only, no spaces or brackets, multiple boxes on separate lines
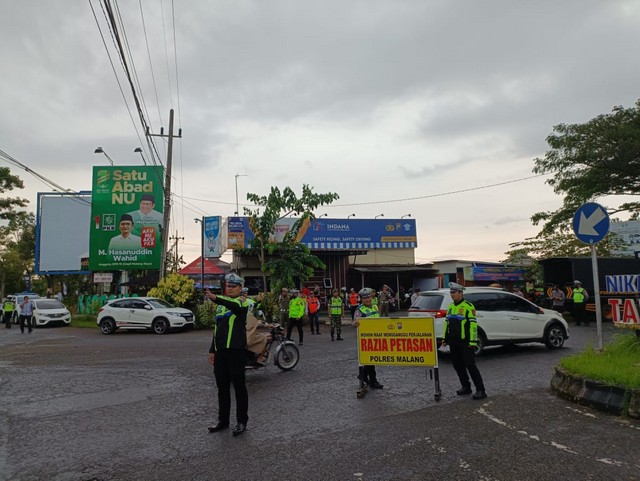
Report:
32,299,71,327
408,287,569,354
97,297,195,335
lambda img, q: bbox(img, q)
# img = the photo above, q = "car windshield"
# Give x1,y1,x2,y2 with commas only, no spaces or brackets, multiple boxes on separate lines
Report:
146,298,175,309
411,294,446,310
34,300,65,310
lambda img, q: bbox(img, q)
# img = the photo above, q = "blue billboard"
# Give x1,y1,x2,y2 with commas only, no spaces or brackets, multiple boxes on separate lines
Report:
228,217,417,250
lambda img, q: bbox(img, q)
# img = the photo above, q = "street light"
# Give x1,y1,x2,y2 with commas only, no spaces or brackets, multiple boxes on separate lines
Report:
319,213,328,218
234,173,248,215
375,214,384,219
194,217,204,292
347,214,356,219
133,147,147,165
94,147,114,166
401,214,411,219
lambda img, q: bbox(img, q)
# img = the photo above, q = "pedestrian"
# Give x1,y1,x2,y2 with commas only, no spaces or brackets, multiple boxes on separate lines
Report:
19,296,35,334
287,289,305,345
278,288,290,326
2,297,14,328
410,287,421,306
378,285,391,317
513,286,524,297
205,273,249,436
354,288,384,389
551,285,565,312
572,280,589,326
348,288,359,322
307,291,321,335
442,282,487,400
329,289,344,341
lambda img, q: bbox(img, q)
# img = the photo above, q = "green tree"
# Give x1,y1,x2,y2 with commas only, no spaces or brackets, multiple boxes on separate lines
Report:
532,100,640,236
264,242,326,291
244,184,339,291
147,272,195,306
0,167,29,222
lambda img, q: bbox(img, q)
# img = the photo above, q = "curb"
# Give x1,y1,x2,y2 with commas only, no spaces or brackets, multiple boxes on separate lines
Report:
551,366,640,419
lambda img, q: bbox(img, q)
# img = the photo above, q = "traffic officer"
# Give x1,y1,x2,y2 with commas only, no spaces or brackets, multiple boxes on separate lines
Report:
329,289,344,341
287,289,306,345
442,282,487,400
354,287,384,389
2,298,14,328
205,273,249,436
572,280,589,326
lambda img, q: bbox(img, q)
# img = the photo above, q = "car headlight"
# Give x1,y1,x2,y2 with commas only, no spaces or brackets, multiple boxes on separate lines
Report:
168,312,184,317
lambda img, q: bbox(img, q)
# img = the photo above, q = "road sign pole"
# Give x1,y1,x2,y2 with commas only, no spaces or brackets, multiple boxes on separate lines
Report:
590,245,603,351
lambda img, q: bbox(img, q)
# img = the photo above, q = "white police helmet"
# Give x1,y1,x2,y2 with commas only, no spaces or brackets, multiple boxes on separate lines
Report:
359,287,374,298
449,282,465,292
225,273,245,286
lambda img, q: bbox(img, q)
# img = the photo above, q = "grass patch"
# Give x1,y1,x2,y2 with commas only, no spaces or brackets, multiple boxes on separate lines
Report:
71,314,98,329
559,333,640,389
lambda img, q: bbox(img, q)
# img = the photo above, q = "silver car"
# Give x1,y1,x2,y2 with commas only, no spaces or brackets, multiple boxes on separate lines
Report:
97,297,195,335
408,287,569,354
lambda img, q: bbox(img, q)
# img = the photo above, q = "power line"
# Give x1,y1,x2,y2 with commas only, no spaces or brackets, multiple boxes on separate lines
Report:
332,174,550,207
138,0,163,127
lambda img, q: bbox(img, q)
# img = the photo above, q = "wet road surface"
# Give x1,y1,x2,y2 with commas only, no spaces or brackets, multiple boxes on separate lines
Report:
0,321,638,480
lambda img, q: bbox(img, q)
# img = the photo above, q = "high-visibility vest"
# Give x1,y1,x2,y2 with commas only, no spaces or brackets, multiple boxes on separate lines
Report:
330,296,343,315
349,292,359,306
289,298,305,318
307,297,320,314
357,304,379,318
574,287,586,303
444,300,478,347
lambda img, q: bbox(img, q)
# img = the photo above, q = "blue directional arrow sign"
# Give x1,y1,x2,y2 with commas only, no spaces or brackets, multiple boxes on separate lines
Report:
572,202,610,244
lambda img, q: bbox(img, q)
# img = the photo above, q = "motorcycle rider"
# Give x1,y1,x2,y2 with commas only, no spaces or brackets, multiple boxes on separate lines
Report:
205,273,249,436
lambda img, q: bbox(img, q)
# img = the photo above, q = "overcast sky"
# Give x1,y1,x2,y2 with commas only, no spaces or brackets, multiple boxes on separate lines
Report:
1,0,639,266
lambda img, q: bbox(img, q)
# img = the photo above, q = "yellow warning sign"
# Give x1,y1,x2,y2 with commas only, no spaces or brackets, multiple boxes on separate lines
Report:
357,317,437,367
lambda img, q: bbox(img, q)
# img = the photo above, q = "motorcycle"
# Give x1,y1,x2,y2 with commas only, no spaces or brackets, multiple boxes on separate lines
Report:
246,322,300,371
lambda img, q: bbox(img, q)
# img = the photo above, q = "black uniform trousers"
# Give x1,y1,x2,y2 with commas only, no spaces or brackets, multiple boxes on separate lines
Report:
213,349,248,425
574,302,587,325
286,317,303,343
359,365,378,384
449,341,485,391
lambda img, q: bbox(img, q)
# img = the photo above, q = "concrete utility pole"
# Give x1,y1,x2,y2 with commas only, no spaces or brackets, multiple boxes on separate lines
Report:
148,108,182,280
169,231,184,274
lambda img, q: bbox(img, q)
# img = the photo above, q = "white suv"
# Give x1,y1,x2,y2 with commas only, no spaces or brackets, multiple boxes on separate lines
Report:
408,287,569,354
97,297,195,335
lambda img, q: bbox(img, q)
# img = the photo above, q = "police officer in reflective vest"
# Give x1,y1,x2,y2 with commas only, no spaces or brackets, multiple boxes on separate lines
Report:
329,289,344,341
206,273,249,436
572,280,589,326
442,283,487,400
354,288,384,389
287,289,306,345
2,298,14,328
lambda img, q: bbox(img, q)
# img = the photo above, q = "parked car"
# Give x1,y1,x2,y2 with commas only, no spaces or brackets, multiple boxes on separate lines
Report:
97,297,195,335
2,292,41,323
408,287,569,354
31,299,71,327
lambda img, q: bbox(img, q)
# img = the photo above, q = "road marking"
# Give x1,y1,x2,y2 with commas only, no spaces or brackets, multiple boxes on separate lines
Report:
476,404,634,467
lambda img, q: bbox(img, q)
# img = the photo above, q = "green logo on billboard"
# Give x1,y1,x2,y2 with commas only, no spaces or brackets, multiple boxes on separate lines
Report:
97,170,110,184
103,213,116,231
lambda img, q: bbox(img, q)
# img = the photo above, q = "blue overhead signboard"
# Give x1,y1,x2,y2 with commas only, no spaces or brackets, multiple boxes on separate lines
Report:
572,202,610,245
228,217,417,250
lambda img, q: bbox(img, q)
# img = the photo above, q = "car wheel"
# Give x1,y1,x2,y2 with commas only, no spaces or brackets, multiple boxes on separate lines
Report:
544,322,566,349
474,331,486,356
99,318,116,335
152,318,169,334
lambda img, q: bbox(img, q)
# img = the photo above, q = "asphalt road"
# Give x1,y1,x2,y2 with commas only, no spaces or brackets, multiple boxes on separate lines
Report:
0,320,638,481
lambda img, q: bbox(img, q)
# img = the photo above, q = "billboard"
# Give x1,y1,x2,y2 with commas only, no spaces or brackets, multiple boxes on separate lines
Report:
229,217,417,250
36,192,92,274
204,216,223,257
609,220,640,256
89,166,164,271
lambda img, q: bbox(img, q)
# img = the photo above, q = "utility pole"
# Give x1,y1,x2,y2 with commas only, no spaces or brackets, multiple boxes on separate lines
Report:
148,108,182,280
168,231,184,274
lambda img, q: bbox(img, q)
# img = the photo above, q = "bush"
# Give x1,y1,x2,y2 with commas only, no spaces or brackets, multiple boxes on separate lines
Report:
196,301,216,330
